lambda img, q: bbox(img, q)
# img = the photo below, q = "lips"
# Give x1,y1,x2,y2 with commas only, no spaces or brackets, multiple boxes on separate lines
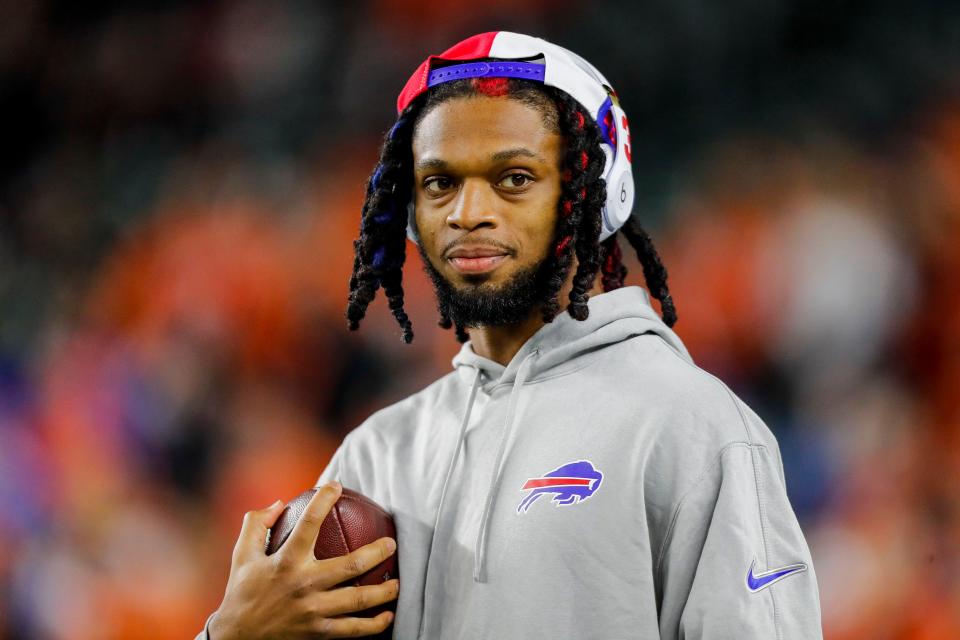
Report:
445,244,511,275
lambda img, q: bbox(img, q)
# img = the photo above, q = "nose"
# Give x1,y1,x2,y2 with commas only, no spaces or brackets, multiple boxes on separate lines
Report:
446,178,498,232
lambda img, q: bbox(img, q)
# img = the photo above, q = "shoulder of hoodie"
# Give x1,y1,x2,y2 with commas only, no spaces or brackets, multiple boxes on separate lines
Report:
334,332,782,472
334,370,463,455
617,331,781,457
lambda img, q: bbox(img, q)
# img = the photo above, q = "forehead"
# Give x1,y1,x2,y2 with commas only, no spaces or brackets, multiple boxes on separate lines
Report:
412,96,561,166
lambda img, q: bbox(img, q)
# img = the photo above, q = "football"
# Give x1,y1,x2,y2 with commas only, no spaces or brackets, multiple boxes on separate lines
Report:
265,487,398,623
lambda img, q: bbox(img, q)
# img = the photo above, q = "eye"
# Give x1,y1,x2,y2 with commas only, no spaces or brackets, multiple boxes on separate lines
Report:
423,176,454,196
497,173,534,190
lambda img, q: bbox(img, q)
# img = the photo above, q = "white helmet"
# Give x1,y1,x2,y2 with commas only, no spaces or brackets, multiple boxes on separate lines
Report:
396,31,635,243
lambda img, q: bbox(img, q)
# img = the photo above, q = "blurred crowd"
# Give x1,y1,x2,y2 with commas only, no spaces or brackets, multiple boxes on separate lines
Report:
1,1,958,638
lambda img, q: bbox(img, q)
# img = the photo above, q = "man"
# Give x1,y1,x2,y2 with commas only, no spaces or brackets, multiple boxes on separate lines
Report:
201,32,822,639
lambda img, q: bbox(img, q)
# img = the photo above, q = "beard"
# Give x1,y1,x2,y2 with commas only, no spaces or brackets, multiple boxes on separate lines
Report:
417,243,555,328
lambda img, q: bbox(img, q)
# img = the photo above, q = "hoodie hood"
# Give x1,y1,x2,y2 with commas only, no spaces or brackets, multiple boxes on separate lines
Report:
452,285,692,389
436,286,693,586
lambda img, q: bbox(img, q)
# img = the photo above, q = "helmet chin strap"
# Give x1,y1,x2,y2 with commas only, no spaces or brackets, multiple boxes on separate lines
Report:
406,201,419,244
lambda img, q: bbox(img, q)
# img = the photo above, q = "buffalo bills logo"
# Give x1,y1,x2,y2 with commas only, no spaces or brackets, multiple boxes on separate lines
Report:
516,460,603,514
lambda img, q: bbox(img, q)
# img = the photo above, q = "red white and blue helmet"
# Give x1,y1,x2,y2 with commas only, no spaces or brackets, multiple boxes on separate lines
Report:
398,31,635,243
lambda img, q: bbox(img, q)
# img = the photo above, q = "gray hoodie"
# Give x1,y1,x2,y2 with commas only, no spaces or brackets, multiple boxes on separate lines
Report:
199,286,822,639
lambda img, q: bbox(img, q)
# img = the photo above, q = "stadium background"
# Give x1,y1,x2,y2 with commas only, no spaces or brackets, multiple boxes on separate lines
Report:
1,1,959,638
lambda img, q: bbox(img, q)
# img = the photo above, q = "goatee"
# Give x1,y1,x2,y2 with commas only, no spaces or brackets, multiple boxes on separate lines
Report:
417,244,554,328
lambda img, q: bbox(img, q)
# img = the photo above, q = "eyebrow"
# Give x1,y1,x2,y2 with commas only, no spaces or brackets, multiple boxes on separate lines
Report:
415,158,450,171
415,147,546,171
490,147,545,163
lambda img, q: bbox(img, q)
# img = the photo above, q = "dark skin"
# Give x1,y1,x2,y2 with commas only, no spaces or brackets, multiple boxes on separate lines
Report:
209,95,604,639
209,483,399,638
413,95,602,366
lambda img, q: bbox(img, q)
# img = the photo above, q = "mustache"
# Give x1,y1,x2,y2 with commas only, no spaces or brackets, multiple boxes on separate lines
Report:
442,237,518,259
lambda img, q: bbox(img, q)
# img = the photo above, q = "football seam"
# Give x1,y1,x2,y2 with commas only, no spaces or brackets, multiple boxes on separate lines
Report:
337,497,373,554
332,501,353,564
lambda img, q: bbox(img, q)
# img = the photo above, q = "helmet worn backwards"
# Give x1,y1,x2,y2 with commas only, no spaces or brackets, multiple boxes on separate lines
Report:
397,32,636,244
347,31,676,344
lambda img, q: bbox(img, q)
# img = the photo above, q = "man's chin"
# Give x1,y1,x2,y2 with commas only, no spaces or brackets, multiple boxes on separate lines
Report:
422,257,550,328
453,272,505,289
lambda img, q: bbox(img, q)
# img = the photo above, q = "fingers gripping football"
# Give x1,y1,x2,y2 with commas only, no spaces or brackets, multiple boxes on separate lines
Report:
234,500,286,563
312,611,396,638
281,483,344,561
314,537,398,589
210,482,399,639
302,579,400,619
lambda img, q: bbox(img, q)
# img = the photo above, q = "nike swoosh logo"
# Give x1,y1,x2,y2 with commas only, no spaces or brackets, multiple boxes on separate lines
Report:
746,558,808,592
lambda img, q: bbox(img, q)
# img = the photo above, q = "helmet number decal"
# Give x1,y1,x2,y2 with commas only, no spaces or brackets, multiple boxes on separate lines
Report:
621,115,632,163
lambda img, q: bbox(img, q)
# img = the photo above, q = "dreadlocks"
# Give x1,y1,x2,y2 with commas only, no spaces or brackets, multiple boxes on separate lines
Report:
346,76,677,343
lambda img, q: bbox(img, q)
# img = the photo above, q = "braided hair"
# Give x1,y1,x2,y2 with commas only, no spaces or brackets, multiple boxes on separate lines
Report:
347,76,676,343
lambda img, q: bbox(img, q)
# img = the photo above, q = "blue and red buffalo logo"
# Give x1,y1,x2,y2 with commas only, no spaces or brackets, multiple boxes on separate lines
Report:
516,460,603,514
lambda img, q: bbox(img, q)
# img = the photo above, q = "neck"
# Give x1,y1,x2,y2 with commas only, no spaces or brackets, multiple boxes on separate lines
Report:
467,267,603,366
467,313,546,367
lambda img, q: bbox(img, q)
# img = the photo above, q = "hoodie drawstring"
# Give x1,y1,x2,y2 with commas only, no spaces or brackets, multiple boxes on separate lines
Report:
433,367,482,536
418,367,482,639
473,348,539,583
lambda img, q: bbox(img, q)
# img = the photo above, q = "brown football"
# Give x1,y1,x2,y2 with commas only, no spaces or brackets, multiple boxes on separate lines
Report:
265,487,398,632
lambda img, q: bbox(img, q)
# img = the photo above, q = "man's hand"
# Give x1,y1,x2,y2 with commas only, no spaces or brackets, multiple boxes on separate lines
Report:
209,481,399,639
